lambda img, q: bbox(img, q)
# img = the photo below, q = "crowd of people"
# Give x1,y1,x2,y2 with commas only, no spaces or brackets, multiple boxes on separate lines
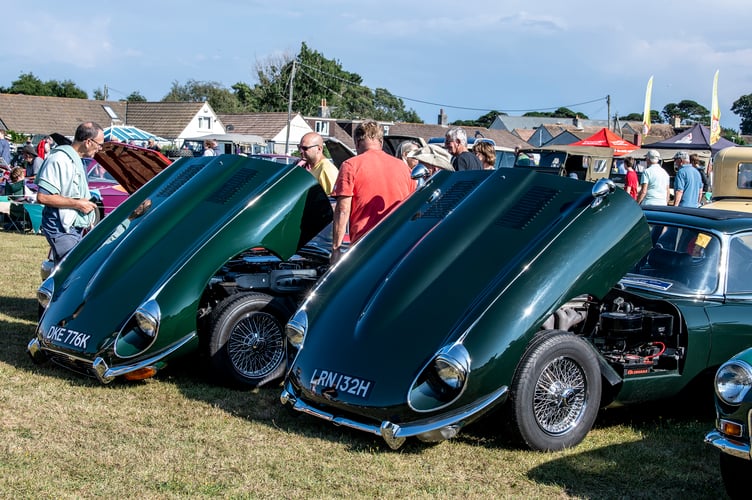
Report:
0,117,719,268
633,149,708,208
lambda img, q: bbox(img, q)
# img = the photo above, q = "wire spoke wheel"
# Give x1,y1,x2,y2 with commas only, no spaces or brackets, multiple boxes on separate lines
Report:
507,331,601,451
533,356,586,435
227,311,285,378
209,292,292,388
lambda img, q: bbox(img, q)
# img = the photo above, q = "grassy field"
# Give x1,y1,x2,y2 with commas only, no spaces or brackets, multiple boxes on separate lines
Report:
0,231,728,498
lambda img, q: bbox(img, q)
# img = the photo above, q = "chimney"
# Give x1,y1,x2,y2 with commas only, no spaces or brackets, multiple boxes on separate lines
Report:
634,134,642,147
438,108,448,126
319,98,330,118
673,115,681,128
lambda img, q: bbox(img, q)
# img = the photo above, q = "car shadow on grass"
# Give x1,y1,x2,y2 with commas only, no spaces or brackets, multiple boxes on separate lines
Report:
162,356,436,454
0,296,44,370
459,396,724,497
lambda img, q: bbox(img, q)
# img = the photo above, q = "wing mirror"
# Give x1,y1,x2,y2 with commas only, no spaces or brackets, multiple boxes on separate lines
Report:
590,178,615,208
411,164,431,189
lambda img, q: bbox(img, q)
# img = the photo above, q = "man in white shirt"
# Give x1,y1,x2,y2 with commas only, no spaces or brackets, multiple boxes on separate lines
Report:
637,150,670,207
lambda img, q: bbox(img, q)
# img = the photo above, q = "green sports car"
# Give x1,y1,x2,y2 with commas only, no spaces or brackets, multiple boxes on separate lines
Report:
28,153,332,388
282,167,752,451
705,347,752,499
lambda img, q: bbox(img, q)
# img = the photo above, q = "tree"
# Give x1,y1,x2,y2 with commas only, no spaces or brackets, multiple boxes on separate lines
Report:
126,91,147,102
48,80,87,99
620,110,664,124
451,110,506,128
244,42,422,122
661,100,709,125
162,79,242,113
522,108,588,119
4,72,87,98
6,72,48,95
731,94,752,135
372,88,420,122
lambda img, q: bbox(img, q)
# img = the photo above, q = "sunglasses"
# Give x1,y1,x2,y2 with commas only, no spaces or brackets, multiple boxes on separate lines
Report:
298,144,320,152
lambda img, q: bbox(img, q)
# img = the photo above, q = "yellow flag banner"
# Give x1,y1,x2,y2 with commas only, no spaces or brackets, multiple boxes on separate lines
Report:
642,76,653,135
710,70,721,145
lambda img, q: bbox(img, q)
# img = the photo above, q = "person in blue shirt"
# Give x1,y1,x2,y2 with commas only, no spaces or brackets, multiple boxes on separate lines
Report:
0,130,11,166
672,151,702,208
36,122,101,263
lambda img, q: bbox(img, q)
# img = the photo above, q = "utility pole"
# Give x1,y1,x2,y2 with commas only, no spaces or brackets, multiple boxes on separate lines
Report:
104,84,108,101
284,60,297,155
607,95,611,130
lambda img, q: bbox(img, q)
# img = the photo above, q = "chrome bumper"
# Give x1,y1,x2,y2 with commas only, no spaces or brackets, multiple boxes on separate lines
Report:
705,430,752,461
280,381,507,449
27,332,197,384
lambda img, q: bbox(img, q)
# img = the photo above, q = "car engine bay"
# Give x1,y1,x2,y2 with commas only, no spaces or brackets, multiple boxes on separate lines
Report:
545,291,684,379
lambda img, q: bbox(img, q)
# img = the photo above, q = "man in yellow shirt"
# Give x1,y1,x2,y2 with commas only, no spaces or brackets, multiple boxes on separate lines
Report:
298,132,337,195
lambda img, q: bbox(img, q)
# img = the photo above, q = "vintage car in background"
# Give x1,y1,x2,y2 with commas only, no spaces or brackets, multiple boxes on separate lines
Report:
166,133,268,159
705,347,752,499
281,167,752,452
704,146,752,212
514,144,614,181
28,153,333,388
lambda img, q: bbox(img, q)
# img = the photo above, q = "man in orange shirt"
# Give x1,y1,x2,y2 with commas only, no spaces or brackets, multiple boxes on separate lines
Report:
331,120,414,262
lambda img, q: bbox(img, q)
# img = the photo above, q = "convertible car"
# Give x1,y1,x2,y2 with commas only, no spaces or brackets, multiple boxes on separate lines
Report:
28,153,332,387
281,167,752,451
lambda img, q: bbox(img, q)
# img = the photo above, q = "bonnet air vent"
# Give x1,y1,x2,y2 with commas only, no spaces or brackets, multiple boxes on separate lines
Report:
422,180,482,219
207,168,259,204
495,187,560,230
157,163,204,197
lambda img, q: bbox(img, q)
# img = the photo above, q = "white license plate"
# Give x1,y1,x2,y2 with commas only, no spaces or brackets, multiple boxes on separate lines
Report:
43,325,91,350
310,369,374,399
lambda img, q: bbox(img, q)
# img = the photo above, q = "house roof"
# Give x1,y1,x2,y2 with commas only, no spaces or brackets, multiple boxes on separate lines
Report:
217,112,297,140
0,93,127,136
492,115,610,131
125,101,207,140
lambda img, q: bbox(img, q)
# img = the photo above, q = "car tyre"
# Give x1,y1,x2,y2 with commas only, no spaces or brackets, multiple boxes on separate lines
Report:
506,330,601,451
208,292,292,388
720,453,750,499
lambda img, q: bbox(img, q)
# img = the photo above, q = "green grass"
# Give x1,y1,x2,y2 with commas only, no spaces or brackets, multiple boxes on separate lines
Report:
0,231,728,498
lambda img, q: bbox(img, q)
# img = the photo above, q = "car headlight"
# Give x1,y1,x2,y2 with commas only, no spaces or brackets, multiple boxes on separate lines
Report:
37,277,54,310
715,360,752,405
286,309,308,349
434,351,468,390
134,300,160,339
409,343,471,412
114,299,161,358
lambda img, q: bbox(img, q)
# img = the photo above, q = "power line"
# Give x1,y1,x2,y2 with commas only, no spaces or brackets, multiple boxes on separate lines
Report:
296,59,608,115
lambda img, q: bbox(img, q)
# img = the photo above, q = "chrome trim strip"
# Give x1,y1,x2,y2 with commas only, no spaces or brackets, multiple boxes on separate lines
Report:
31,332,197,384
92,332,198,383
705,430,752,460
281,382,508,448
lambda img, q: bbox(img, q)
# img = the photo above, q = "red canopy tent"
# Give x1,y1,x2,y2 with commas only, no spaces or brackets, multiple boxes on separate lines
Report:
571,128,638,156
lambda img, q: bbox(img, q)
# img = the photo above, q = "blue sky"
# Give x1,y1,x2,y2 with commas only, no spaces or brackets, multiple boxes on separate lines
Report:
4,0,751,129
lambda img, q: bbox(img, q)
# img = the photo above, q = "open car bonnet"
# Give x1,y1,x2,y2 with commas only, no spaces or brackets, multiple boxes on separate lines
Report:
94,142,172,194
287,168,651,413
38,155,332,358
